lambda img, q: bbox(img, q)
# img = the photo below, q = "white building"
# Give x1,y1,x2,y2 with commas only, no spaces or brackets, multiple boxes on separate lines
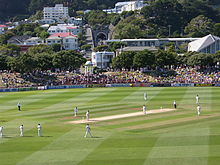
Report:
43,4,69,22
92,51,115,69
68,18,83,26
48,24,81,35
188,34,220,54
0,25,7,34
105,38,199,49
103,1,146,14
24,37,44,45
46,32,78,50
39,19,56,24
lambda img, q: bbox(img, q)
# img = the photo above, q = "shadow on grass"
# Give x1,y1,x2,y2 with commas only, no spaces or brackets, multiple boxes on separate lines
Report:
2,136,13,138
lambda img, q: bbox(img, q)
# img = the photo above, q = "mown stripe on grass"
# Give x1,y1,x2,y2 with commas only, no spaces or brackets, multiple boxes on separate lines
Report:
144,126,210,165
77,131,158,165
16,127,112,165
0,90,73,113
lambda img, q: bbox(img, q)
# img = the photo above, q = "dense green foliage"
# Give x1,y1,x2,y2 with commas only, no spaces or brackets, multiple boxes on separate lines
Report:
0,44,86,73
112,49,220,69
113,0,220,38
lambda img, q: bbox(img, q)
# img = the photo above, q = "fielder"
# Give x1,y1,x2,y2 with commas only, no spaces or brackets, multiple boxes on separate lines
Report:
84,124,93,138
74,107,78,117
173,100,177,109
20,125,24,137
86,110,90,121
0,126,3,138
17,102,21,111
196,95,200,104
37,124,42,137
143,105,147,115
197,105,201,116
144,92,147,101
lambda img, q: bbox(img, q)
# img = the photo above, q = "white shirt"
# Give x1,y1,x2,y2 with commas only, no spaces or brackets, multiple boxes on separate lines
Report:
20,125,23,131
196,96,199,101
37,125,42,130
86,111,89,116
197,106,200,111
173,101,176,105
143,106,146,111
0,126,3,132
17,103,21,106
74,107,78,112
86,125,90,131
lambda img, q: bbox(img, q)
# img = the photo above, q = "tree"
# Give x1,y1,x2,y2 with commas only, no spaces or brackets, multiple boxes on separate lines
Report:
213,23,220,37
81,44,92,51
52,50,86,71
133,50,155,68
0,44,20,56
112,51,136,69
141,0,183,35
184,15,214,37
16,53,37,73
35,53,54,71
93,45,108,52
113,15,147,39
0,55,9,70
0,32,15,45
85,10,110,28
51,43,62,52
187,53,215,67
27,44,53,55
155,50,177,68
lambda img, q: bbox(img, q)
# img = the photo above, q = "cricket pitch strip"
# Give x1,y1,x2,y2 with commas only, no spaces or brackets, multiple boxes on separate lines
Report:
69,108,175,124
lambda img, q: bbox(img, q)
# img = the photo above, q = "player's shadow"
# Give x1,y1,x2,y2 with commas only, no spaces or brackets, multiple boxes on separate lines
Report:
91,136,102,138
2,136,13,138
40,136,53,138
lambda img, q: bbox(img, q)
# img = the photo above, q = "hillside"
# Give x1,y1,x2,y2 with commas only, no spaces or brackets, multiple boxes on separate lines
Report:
0,0,128,22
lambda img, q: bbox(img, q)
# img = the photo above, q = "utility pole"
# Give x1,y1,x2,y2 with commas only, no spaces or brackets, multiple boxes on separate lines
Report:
168,25,171,37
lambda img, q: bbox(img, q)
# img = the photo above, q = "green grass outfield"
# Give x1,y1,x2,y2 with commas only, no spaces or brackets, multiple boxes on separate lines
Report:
0,87,220,165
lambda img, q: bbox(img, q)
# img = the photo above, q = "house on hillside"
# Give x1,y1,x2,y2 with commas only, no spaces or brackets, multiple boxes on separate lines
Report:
24,37,44,45
7,35,31,45
103,1,147,14
188,34,220,54
0,25,7,34
91,51,115,69
46,32,78,50
47,24,81,35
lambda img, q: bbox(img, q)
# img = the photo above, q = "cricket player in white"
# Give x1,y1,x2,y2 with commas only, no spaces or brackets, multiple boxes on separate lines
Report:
37,124,42,137
196,95,200,104
74,107,78,117
0,126,3,138
143,105,147,115
173,100,177,109
20,125,24,137
17,102,21,111
144,92,147,101
197,105,201,116
84,124,92,138
86,110,90,121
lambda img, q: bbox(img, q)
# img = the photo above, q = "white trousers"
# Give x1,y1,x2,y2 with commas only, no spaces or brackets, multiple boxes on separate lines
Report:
20,131,23,137
38,130,42,137
84,130,92,137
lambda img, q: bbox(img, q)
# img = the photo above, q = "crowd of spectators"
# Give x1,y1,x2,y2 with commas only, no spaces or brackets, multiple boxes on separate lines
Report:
0,67,219,88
